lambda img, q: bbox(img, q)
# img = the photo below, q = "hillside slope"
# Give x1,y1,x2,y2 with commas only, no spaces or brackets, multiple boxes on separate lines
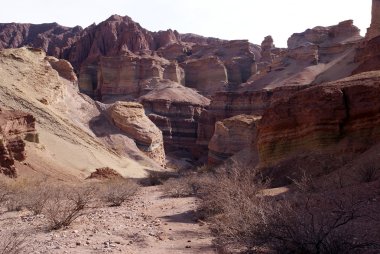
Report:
0,47,162,180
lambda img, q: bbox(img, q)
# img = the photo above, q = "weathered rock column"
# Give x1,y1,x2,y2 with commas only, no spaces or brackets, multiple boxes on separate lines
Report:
367,0,380,40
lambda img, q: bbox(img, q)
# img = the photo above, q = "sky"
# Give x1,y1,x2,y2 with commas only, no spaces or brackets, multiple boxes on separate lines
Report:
0,0,372,47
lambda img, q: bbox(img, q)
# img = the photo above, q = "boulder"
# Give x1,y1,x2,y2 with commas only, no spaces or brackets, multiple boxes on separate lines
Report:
108,102,165,166
208,115,260,165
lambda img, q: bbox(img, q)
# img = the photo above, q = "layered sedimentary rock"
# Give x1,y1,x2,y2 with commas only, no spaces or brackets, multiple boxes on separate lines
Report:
257,71,380,165
353,36,380,74
287,20,361,49
139,84,210,155
68,15,181,87
0,109,38,177
366,0,380,40
208,115,260,165
287,43,319,64
181,56,228,95
0,22,83,59
190,40,259,86
197,86,305,147
46,56,77,81
88,53,184,99
354,1,380,74
284,20,362,67
108,102,165,166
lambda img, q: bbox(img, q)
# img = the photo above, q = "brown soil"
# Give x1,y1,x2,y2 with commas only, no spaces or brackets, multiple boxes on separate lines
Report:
0,186,215,253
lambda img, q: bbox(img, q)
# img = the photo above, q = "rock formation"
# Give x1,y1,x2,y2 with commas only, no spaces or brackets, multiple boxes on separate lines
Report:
353,1,380,74
287,20,361,49
208,115,260,165
46,56,77,81
108,101,166,166
85,53,184,99
197,86,305,148
0,22,83,59
0,47,161,179
139,84,210,156
67,15,181,86
353,36,380,74
366,0,380,40
0,109,37,177
181,56,228,95
257,71,380,166
260,36,275,63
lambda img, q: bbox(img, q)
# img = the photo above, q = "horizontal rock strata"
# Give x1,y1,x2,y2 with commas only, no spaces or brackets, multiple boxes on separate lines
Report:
257,71,380,165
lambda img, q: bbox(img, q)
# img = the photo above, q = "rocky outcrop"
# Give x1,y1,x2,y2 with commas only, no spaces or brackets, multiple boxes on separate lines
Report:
108,102,165,166
257,71,380,166
139,84,210,156
87,53,184,99
287,43,319,64
353,36,380,74
181,56,228,95
46,56,77,81
354,1,380,74
0,109,38,177
260,36,275,63
190,40,259,86
287,20,361,49
366,0,380,40
208,115,260,165
180,33,226,46
197,86,304,147
0,22,83,59
67,15,180,72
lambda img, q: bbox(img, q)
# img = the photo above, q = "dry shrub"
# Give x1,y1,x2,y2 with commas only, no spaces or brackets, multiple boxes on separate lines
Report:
160,173,203,198
43,185,95,230
142,171,178,186
197,164,379,253
196,165,269,220
0,231,27,254
21,179,51,215
101,179,138,206
289,170,317,193
0,180,12,205
358,163,379,183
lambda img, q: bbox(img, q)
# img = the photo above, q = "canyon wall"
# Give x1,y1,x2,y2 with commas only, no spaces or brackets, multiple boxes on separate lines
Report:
257,71,380,166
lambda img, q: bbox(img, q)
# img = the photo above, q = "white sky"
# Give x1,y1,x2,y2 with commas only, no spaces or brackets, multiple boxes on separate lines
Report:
0,0,372,47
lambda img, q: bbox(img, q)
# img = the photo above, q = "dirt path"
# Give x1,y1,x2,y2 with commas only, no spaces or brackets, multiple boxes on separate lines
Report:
134,186,216,254
0,186,216,253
